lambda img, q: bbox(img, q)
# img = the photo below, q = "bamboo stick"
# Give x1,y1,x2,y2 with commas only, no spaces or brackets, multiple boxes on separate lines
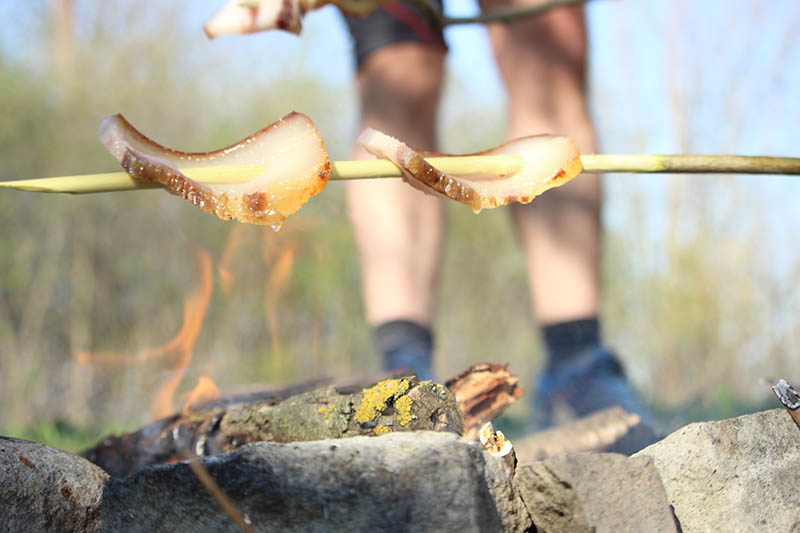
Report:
1,154,800,195
580,154,800,175
0,155,523,194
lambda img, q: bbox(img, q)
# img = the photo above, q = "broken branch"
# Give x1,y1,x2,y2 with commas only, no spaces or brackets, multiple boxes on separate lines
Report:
771,378,800,429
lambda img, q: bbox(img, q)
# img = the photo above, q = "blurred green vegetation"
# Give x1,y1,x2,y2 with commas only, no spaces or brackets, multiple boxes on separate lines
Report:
1,1,796,453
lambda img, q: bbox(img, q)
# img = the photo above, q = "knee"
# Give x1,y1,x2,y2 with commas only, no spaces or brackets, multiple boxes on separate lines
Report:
358,43,445,118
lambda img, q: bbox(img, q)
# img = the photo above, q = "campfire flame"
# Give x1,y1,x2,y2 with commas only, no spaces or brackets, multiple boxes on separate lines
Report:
148,248,213,419
217,225,247,294
76,218,312,421
265,244,296,360
74,349,128,368
75,248,214,420
182,375,221,414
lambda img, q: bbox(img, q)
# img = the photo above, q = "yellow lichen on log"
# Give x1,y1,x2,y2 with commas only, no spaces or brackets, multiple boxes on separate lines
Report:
373,424,391,436
355,378,411,425
317,404,335,420
396,396,413,426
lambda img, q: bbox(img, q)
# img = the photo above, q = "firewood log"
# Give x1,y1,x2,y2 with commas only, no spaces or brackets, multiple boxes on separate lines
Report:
82,376,462,477
83,363,522,477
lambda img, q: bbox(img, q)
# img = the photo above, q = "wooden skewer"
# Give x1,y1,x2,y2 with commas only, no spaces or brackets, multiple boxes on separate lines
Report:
579,154,800,175
1,154,799,195
0,156,522,194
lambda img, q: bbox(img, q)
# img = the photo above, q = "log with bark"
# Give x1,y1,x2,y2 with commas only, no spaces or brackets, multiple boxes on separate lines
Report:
81,364,522,476
83,376,457,477
82,363,523,477
83,361,671,478
513,406,660,462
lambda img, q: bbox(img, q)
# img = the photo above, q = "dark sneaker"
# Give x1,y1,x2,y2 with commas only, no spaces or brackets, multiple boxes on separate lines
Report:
384,348,434,382
531,346,655,431
377,320,435,381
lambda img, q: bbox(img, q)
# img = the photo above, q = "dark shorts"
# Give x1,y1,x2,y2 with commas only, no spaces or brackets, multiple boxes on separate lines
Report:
345,0,447,69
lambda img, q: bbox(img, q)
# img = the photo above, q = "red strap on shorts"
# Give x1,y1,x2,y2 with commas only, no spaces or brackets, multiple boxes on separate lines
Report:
381,2,443,46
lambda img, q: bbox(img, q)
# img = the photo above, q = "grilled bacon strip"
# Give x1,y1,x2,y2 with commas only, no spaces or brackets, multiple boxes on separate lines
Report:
358,128,582,212
99,112,331,227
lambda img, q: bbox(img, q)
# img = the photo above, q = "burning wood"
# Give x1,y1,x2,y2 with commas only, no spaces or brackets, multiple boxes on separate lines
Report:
81,375,464,477
81,364,524,478
77,351,655,479
182,376,222,415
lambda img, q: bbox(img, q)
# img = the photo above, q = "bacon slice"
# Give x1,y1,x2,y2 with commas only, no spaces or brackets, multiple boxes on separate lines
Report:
358,129,582,213
203,0,390,37
204,0,304,36
99,112,331,227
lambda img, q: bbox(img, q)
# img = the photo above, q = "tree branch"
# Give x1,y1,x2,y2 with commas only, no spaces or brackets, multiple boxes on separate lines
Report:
442,0,590,26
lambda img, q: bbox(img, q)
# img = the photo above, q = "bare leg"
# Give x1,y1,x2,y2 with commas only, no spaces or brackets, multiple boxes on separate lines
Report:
482,1,601,325
483,4,654,434
347,43,447,327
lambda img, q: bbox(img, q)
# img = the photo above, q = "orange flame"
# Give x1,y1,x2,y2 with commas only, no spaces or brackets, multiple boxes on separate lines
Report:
217,225,248,294
149,249,213,419
265,244,296,360
74,350,129,368
74,248,214,420
182,375,221,414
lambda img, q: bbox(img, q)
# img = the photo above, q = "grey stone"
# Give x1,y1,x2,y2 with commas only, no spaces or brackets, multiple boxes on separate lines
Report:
635,408,800,532
517,452,678,533
101,431,526,532
0,436,108,533
483,451,533,532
